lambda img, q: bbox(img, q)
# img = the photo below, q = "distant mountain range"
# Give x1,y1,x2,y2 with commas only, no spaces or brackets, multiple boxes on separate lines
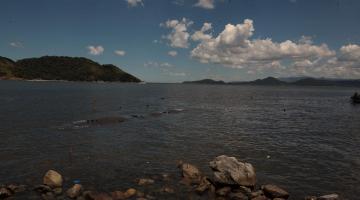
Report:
183,79,226,84
0,56,141,82
183,77,360,87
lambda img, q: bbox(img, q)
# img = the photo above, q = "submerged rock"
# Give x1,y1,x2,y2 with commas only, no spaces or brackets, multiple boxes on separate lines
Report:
111,191,125,200
318,194,339,200
43,170,63,188
138,178,155,186
86,116,126,125
209,155,256,187
262,184,289,199
66,184,83,199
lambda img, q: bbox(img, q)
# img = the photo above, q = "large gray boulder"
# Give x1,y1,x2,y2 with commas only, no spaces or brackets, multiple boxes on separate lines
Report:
209,155,256,187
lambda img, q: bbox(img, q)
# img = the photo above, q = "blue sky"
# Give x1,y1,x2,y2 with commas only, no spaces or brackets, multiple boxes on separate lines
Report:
1,0,360,82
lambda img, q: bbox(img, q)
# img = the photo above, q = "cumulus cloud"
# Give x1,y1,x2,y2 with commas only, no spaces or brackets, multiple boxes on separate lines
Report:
9,41,24,48
126,0,143,7
189,19,360,77
114,50,126,56
161,18,193,48
191,22,212,41
194,0,215,9
338,44,360,62
168,50,178,57
87,45,104,55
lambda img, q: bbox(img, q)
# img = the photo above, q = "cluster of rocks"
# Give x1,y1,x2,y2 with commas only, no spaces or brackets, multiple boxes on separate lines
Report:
0,155,340,200
177,155,339,200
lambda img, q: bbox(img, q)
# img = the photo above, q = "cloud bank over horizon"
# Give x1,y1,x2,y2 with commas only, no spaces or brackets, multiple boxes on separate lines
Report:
161,17,360,79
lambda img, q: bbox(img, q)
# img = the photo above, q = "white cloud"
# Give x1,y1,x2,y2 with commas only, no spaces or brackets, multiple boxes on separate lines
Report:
9,42,24,48
191,19,339,76
168,50,178,57
161,18,193,48
173,0,184,6
338,44,360,62
194,0,215,9
87,45,104,55
126,0,143,7
114,50,126,56
191,22,212,41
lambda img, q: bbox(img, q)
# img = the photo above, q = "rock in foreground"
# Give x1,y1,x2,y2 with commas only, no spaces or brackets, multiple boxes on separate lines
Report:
209,155,256,187
43,170,63,188
262,184,289,199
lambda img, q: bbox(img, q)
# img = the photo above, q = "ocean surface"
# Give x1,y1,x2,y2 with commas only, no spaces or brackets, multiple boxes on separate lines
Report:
0,80,359,199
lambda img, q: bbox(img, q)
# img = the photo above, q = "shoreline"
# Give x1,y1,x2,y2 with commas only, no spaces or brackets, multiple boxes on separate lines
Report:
0,155,339,200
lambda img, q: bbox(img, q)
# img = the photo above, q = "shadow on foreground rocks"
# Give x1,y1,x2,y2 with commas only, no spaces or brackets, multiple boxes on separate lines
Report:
0,155,339,200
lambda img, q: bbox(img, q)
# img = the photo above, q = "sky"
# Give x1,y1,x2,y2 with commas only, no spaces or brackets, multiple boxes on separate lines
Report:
1,0,360,82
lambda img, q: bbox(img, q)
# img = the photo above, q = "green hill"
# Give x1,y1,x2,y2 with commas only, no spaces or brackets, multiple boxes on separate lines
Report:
0,56,140,82
0,56,17,79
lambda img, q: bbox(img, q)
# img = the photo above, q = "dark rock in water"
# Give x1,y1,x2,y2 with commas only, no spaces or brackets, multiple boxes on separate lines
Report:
209,155,256,187
195,177,212,194
82,190,97,199
229,191,249,200
131,114,145,119
216,187,232,196
53,187,62,195
251,196,269,200
0,187,12,198
304,196,317,200
86,116,126,125
318,194,339,200
150,112,162,117
41,192,56,200
66,184,83,199
43,170,63,188
111,191,125,199
250,190,264,198
7,184,27,193
262,184,289,199
34,184,53,193
92,192,113,200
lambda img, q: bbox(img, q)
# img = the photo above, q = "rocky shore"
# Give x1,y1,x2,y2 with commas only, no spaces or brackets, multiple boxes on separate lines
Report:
0,155,339,200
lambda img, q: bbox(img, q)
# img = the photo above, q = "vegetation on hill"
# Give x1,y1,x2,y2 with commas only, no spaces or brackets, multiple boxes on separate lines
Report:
0,56,140,82
0,56,16,78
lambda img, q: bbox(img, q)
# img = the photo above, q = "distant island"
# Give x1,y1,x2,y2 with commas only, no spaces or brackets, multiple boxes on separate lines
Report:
0,56,141,82
183,79,225,85
184,77,360,87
